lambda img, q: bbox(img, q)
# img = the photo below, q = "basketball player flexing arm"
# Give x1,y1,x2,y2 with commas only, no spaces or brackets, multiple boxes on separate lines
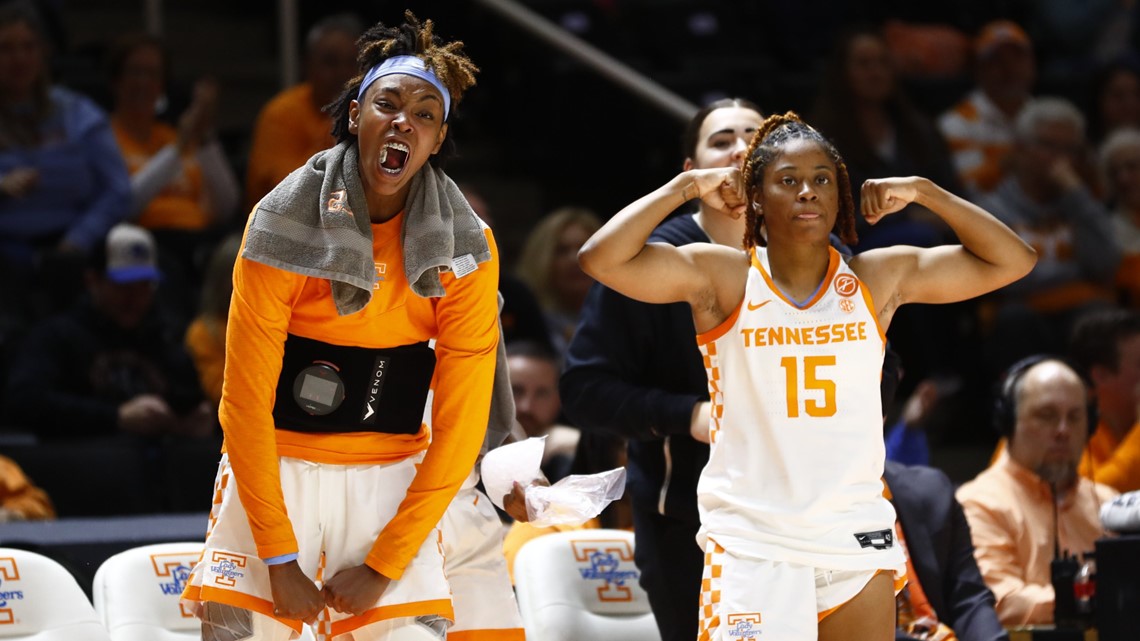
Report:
578,111,1036,641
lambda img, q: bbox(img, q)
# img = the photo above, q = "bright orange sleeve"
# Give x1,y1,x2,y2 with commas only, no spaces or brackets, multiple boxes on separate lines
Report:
219,246,305,560
365,231,501,579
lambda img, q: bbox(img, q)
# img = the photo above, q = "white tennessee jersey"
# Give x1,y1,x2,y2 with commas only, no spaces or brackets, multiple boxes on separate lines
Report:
696,246,903,570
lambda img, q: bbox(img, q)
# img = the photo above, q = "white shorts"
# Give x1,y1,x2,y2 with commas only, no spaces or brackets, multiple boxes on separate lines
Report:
183,454,452,638
698,538,906,641
439,475,525,641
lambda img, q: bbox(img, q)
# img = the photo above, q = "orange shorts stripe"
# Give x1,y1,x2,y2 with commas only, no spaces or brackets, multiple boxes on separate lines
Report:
448,629,526,641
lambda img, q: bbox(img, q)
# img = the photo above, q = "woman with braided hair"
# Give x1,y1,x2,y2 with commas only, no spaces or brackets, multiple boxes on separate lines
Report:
579,111,1036,640
182,12,499,640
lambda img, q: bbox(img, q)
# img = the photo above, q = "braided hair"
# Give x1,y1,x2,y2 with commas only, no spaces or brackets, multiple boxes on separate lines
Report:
740,111,857,250
328,10,478,162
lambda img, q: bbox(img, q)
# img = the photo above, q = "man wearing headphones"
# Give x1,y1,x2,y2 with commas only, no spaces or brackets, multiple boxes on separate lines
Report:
956,356,1118,626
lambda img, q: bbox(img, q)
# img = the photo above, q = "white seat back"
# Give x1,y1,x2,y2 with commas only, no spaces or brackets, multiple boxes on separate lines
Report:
93,542,203,641
513,529,661,641
0,547,111,640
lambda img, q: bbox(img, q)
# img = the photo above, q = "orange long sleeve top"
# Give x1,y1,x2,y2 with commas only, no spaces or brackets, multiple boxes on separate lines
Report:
221,211,499,580
113,119,208,230
1080,419,1140,493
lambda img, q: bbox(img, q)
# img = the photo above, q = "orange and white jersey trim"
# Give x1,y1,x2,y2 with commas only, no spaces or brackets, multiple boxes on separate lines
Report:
696,246,903,571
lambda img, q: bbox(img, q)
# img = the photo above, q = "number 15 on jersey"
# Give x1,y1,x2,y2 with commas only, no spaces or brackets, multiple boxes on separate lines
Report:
779,355,837,418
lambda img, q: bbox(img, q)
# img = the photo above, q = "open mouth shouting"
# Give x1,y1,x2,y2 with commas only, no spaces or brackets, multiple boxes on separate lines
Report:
379,141,410,176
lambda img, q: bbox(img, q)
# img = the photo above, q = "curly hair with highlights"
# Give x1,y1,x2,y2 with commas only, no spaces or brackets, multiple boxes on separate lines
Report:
328,10,479,149
741,111,857,250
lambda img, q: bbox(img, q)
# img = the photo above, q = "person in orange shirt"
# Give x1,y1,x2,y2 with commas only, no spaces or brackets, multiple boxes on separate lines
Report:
108,33,240,321
109,34,239,234
938,20,1037,196
1069,307,1140,492
245,12,363,211
181,13,496,640
957,356,1117,627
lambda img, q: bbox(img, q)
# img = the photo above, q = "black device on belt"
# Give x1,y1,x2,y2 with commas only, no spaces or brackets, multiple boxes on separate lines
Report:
273,334,436,434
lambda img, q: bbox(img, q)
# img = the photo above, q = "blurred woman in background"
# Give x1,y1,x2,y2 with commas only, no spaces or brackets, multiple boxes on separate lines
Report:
516,206,601,354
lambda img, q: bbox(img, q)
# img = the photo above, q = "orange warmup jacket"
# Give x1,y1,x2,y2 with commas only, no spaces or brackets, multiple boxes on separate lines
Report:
221,211,500,580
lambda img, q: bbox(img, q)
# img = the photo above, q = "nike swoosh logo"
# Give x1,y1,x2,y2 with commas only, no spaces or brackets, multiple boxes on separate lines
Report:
747,300,770,311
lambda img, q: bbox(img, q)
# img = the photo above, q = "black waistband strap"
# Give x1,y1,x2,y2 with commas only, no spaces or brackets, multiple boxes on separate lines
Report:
272,334,436,434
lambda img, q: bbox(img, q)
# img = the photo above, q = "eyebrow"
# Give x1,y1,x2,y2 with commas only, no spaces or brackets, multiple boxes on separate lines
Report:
709,127,757,138
774,164,834,172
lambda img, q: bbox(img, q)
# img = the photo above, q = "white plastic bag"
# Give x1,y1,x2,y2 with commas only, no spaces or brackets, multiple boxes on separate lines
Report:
525,467,626,527
479,436,627,527
481,436,546,511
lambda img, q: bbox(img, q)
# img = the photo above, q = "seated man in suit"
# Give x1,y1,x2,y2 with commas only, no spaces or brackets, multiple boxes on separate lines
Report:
886,460,1008,641
878,353,1008,641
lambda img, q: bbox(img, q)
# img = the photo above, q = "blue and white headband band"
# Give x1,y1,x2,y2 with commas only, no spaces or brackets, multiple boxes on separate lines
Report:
357,55,451,120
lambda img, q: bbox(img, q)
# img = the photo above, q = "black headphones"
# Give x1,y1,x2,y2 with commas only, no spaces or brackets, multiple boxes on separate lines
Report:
992,354,1098,441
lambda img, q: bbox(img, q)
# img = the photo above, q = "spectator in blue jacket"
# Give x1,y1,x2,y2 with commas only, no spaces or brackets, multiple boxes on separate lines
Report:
0,2,130,321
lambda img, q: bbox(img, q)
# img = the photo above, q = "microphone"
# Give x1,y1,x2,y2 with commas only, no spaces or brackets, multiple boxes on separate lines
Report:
1052,482,1061,560
1050,481,1080,628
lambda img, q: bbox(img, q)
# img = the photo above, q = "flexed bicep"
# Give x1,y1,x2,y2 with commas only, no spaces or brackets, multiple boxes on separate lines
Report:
584,241,714,305
857,178,1036,308
579,169,742,305
869,244,1030,308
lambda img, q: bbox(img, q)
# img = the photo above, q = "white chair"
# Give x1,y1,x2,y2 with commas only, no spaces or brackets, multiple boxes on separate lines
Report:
92,542,203,641
513,529,661,641
94,542,320,641
0,547,111,640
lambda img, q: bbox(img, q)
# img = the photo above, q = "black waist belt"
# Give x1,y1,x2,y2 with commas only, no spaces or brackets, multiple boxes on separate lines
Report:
272,334,436,434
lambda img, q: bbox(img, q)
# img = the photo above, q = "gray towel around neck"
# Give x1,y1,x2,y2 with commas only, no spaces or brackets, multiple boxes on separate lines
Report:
242,140,509,450
480,292,515,460
242,140,490,315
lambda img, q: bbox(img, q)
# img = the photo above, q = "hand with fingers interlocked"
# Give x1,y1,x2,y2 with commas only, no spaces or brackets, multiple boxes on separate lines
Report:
322,563,392,616
267,560,323,624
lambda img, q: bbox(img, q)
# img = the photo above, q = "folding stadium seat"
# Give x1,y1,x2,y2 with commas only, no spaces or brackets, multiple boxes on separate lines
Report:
513,529,661,641
94,542,324,641
0,547,111,640
93,542,203,641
